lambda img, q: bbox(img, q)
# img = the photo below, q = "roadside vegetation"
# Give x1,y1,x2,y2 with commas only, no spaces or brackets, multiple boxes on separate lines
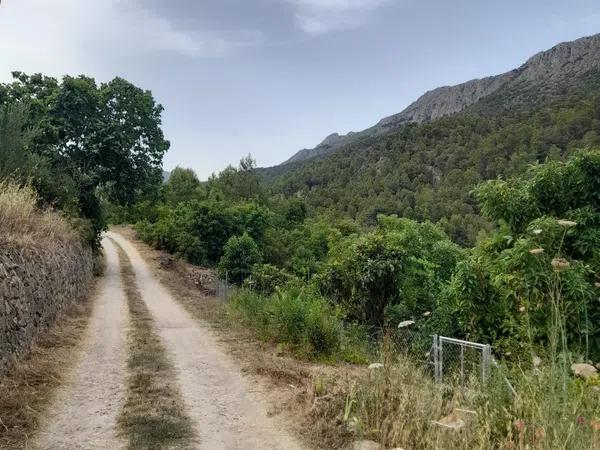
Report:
126,149,600,448
114,242,195,450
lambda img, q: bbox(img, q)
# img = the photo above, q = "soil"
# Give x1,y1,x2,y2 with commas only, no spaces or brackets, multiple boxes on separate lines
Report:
33,238,128,450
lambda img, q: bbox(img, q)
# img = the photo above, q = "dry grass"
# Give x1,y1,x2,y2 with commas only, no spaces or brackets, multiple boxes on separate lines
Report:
113,241,195,450
0,284,95,449
0,181,78,245
329,358,600,450
0,181,96,449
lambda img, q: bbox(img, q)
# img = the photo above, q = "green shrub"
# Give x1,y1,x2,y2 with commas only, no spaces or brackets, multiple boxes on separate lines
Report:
319,217,463,327
303,299,341,355
218,233,262,284
244,263,296,295
228,285,354,359
229,289,270,337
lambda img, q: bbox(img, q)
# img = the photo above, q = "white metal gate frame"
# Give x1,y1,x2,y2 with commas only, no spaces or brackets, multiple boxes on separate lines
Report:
432,335,492,386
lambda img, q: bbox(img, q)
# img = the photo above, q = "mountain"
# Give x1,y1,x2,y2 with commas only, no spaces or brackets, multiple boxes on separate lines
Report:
262,33,600,246
284,131,363,164
282,33,600,165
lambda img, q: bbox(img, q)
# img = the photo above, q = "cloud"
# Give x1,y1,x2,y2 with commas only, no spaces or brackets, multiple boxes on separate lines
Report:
284,0,390,35
0,0,262,81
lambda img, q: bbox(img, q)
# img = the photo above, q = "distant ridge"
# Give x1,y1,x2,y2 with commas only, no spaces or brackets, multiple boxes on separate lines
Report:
282,33,600,165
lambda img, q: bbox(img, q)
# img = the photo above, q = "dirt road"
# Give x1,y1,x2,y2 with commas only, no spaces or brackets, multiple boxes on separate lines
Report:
34,238,128,450
35,232,302,450
107,231,302,450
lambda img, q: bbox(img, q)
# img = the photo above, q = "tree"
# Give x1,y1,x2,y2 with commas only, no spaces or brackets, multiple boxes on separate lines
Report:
207,154,264,202
446,150,600,359
218,233,262,284
0,73,170,245
165,167,201,205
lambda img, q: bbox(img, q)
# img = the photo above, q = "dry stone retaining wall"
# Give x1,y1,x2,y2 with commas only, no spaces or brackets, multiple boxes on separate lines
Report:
0,237,93,375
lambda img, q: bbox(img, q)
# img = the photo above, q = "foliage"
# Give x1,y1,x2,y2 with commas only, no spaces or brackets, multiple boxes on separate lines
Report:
0,72,169,247
218,233,262,284
229,286,369,360
244,264,296,295
206,154,264,202
318,217,463,327
262,91,600,246
444,150,600,359
164,167,201,206
135,200,270,265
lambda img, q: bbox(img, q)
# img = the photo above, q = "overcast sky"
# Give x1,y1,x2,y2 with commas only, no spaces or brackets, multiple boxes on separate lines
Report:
1,1,599,179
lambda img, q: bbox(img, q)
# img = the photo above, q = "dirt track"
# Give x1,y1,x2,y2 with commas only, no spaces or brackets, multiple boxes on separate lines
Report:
34,232,302,450
34,238,128,450
107,231,302,450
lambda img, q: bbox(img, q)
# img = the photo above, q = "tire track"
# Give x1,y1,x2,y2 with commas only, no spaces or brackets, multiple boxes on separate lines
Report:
33,238,128,450
107,231,303,450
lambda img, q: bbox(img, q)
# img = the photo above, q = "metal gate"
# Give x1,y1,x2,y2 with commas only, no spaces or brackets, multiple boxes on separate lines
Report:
432,335,492,388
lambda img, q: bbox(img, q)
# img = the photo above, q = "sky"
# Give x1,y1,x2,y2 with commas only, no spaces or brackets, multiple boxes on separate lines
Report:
0,1,599,179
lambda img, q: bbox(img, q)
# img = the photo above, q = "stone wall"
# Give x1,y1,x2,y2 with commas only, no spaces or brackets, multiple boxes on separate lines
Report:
0,237,93,375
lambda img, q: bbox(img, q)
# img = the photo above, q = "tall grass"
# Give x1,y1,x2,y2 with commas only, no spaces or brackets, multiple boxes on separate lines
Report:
0,181,78,245
229,286,370,362
336,353,599,449
334,228,600,449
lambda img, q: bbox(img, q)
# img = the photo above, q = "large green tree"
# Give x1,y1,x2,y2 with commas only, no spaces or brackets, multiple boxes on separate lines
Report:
165,167,201,206
0,72,169,244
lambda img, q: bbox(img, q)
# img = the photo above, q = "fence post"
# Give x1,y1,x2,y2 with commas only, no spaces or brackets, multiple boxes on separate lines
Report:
460,343,465,391
432,335,440,383
439,337,443,382
482,344,491,384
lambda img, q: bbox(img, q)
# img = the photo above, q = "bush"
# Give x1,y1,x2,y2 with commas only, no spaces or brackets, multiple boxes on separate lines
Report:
244,264,296,295
229,285,356,359
319,217,463,327
218,233,262,284
134,200,270,265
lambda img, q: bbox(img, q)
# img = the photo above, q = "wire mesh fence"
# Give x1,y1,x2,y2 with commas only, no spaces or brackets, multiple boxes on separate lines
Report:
367,325,512,398
432,335,492,391
215,271,232,301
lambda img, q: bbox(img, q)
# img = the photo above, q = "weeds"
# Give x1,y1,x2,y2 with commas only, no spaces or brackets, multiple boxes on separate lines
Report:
0,181,79,245
0,289,93,449
229,286,370,362
114,242,195,450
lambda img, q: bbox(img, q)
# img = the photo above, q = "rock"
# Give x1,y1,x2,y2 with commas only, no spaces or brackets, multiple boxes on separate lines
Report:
351,440,381,450
571,363,599,380
368,363,384,370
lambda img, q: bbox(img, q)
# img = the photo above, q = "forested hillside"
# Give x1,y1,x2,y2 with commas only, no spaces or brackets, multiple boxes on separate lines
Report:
259,35,600,246
278,33,600,166
263,88,600,245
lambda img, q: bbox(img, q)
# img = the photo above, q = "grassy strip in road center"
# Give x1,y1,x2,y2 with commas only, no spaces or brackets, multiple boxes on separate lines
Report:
113,240,196,450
